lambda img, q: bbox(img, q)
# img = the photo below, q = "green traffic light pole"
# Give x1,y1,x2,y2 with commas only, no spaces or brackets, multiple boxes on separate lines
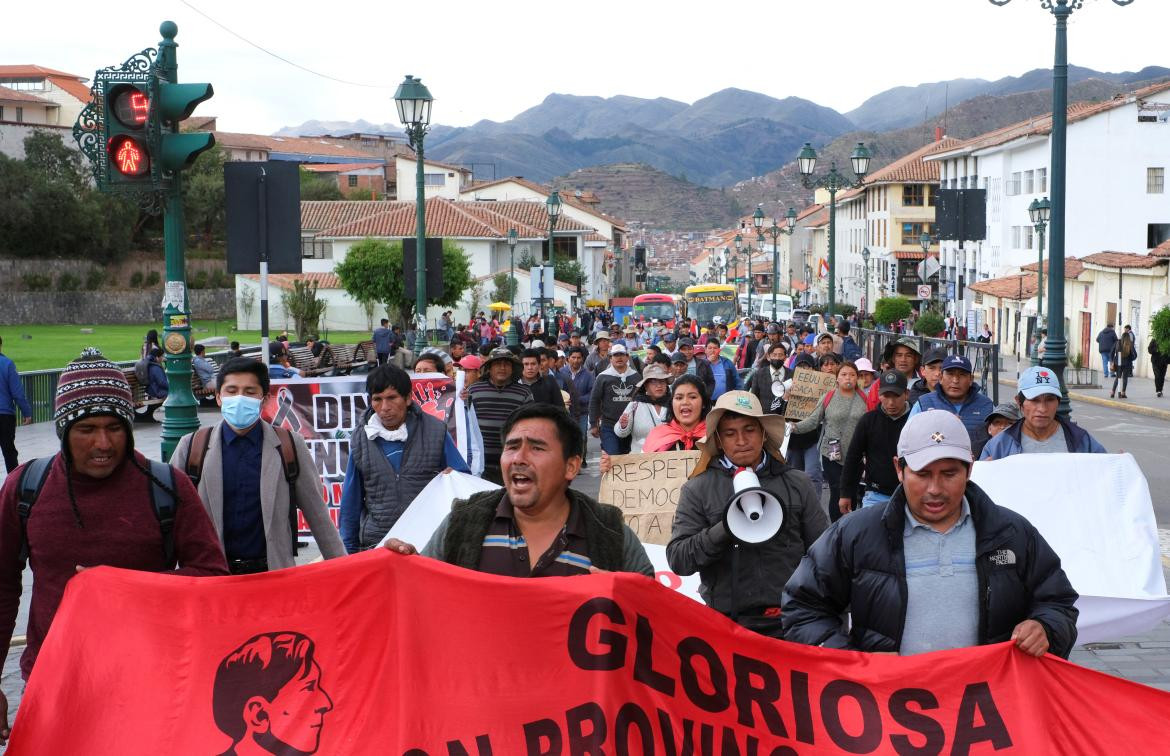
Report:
797,142,871,322
506,228,519,346
156,21,199,461
991,0,1133,416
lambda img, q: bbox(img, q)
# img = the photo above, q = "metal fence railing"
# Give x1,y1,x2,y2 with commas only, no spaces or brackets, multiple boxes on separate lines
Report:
854,328,1002,405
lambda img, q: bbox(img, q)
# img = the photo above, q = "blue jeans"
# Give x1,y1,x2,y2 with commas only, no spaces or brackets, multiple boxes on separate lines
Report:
599,425,630,455
577,415,590,459
862,491,892,509
1100,352,1111,377
788,444,823,493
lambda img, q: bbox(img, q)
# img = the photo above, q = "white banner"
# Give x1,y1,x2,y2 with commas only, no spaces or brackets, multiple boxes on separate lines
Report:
380,472,702,600
972,453,1170,644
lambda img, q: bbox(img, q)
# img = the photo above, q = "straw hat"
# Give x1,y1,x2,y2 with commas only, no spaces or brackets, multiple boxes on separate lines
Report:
636,363,671,387
691,390,787,477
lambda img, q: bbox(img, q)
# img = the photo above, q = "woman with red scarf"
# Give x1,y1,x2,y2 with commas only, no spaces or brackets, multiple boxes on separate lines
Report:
642,375,710,453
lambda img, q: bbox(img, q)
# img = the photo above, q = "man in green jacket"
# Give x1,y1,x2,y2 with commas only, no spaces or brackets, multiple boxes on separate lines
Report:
385,403,653,577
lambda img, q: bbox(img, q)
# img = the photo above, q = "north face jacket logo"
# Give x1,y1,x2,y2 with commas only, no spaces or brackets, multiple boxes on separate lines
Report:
989,549,1017,566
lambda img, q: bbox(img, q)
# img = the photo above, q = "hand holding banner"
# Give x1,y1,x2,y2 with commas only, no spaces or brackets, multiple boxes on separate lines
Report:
784,367,836,421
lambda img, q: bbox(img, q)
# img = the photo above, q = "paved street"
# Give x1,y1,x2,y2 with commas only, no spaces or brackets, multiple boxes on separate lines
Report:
0,391,1166,739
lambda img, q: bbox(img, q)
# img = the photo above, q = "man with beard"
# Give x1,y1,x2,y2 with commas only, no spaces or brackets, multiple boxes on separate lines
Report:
384,403,654,576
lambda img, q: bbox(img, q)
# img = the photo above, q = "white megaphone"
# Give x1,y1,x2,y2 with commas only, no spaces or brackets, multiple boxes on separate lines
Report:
724,467,784,544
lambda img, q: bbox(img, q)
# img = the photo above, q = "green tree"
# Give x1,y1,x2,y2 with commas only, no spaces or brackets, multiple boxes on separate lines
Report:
334,237,473,329
913,311,946,337
872,296,913,326
183,143,226,248
1151,305,1170,354
490,272,516,305
280,279,327,340
299,168,343,201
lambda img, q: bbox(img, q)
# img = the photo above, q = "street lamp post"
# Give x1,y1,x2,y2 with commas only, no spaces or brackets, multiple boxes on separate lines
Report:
765,207,797,321
544,191,562,338
861,247,871,315
1028,197,1051,365
751,206,767,318
394,75,434,355
798,142,872,319
507,228,519,347
732,236,743,295
990,0,1133,417
919,232,935,311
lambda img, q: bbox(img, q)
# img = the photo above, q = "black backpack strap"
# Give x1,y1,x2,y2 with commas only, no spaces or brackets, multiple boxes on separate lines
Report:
146,460,178,568
270,425,302,557
17,456,56,565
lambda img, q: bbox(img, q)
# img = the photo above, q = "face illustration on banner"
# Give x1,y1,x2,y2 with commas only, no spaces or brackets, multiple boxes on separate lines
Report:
212,632,333,756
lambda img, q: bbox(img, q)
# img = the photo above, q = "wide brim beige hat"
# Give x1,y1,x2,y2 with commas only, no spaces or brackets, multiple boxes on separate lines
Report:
636,364,671,387
691,390,787,477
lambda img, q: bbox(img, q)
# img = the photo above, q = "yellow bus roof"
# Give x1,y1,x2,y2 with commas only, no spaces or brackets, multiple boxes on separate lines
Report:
684,284,736,295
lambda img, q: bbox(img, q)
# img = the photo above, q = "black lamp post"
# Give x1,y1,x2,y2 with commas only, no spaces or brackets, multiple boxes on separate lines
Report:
732,236,743,295
798,141,871,319
1028,197,1051,365
765,207,797,321
543,190,562,337
990,0,1133,416
506,228,519,347
394,75,434,355
751,206,766,318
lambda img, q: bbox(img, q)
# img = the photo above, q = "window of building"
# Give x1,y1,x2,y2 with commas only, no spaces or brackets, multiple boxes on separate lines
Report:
1024,170,1034,194
927,185,938,207
0,106,4,121
1007,172,1021,196
903,185,924,206
1022,225,1034,249
15,107,22,123
1012,226,1021,249
424,173,445,186
901,222,932,245
1037,168,1047,193
347,175,358,187
300,237,332,260
1147,167,1165,194
1148,223,1170,248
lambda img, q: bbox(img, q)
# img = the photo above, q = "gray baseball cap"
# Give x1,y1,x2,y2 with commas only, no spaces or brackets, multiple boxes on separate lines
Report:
897,410,973,470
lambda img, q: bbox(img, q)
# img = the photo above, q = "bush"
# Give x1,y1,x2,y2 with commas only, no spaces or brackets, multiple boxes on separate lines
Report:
872,296,913,326
145,271,161,287
129,271,144,287
85,269,106,290
57,272,81,291
210,269,233,288
22,273,52,291
913,312,946,337
188,270,209,290
1152,306,1170,355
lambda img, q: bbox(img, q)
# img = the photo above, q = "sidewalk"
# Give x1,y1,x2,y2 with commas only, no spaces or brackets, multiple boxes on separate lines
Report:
999,357,1170,421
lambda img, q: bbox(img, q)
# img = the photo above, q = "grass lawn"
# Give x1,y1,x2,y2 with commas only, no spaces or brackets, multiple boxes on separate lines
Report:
0,320,375,372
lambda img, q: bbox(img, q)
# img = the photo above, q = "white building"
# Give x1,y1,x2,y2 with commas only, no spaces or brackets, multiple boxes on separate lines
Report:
925,80,1170,326
394,155,471,200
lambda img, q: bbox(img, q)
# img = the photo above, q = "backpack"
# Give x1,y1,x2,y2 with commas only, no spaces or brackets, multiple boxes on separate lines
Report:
184,424,302,557
18,455,178,567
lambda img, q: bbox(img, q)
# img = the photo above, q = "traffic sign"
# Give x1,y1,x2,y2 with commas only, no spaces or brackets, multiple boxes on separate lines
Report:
917,284,932,300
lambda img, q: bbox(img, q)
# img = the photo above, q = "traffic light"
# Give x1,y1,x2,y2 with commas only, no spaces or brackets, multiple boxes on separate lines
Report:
102,80,154,186
156,81,214,172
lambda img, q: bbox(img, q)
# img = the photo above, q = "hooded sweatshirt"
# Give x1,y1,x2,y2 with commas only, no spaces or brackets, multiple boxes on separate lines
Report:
589,364,641,430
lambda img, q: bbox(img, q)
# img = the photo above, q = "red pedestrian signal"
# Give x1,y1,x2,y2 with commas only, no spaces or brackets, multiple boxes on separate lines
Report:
108,134,149,177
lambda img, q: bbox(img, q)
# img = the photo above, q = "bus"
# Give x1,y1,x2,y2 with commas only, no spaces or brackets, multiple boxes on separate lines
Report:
684,284,740,334
632,293,681,328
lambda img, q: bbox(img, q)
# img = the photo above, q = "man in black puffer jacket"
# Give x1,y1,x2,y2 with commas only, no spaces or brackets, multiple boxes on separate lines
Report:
782,409,1078,658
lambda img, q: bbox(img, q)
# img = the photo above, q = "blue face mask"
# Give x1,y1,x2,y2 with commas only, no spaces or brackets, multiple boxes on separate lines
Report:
221,395,262,430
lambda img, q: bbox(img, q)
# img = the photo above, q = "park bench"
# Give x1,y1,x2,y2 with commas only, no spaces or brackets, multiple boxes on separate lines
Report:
288,346,331,377
191,358,220,404
122,367,164,422
356,340,378,369
327,344,358,375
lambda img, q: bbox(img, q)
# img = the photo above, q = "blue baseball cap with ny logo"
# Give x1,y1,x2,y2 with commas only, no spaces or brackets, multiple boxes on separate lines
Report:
1018,365,1062,399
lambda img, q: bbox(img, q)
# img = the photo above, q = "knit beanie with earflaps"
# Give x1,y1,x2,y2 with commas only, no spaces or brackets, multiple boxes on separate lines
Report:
53,347,137,452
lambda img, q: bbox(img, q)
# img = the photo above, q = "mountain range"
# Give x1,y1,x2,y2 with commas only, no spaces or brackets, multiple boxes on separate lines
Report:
276,65,1170,229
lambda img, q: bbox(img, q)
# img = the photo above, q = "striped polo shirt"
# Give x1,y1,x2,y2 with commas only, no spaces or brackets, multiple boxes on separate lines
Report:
467,379,533,468
477,495,592,577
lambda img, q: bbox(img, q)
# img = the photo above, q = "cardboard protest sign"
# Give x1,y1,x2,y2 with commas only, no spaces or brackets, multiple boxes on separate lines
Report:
784,366,837,420
14,551,1170,754
597,451,701,545
263,374,464,535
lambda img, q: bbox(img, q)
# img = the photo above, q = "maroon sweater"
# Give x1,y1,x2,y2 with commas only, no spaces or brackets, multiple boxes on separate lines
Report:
0,451,228,679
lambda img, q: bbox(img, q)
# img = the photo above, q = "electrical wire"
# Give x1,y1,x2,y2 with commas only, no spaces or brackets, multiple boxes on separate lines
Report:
178,0,395,89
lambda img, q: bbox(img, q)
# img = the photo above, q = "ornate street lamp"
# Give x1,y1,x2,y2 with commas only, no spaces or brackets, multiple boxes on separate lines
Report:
765,207,797,321
751,206,765,318
394,74,434,355
732,236,743,295
506,228,519,346
542,190,562,337
798,141,871,318
990,0,1133,417
1028,196,1051,365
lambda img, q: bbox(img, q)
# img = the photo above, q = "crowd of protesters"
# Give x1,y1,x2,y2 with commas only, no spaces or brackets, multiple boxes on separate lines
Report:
0,303,1126,741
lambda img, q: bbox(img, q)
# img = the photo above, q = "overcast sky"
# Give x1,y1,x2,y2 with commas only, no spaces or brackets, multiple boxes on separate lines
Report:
10,0,1169,134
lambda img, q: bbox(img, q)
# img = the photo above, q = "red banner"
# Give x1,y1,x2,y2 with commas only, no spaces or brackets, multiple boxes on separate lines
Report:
261,375,460,535
10,551,1170,755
